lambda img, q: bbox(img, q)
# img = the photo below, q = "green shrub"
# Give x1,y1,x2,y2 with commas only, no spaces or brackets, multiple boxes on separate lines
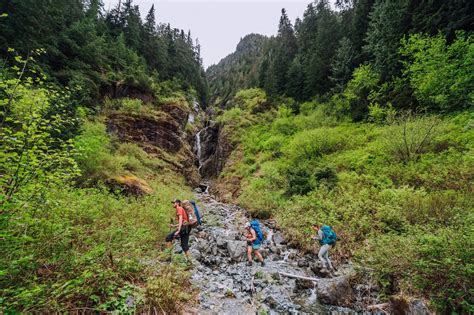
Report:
74,120,124,180
103,98,145,113
1,173,194,312
234,88,268,113
144,265,195,313
400,32,474,111
383,112,441,162
358,224,473,313
368,102,396,124
282,127,349,162
343,64,380,121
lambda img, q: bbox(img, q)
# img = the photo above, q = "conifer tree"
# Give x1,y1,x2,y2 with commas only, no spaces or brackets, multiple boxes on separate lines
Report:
364,0,410,81
272,8,298,95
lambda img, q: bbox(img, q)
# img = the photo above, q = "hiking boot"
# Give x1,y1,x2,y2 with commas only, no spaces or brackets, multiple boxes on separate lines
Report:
247,261,253,266
261,261,265,267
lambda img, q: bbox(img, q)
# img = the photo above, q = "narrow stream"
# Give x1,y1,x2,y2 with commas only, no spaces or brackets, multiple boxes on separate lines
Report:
184,188,381,314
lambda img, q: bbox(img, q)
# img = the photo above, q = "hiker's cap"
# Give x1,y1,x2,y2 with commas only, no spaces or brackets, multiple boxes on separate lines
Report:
171,199,181,204
245,222,251,228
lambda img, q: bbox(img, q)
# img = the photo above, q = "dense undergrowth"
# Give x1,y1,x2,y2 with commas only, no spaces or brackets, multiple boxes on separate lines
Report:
217,93,473,313
214,31,473,313
0,54,197,312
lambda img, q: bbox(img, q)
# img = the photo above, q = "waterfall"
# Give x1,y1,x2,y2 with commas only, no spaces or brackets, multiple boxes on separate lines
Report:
195,128,204,171
188,100,200,123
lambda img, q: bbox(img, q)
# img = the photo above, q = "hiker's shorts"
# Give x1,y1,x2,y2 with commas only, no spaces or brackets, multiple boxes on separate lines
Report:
165,225,191,252
251,243,261,250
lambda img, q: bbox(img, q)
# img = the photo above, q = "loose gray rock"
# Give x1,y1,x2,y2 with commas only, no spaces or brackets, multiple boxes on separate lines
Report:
227,240,247,261
317,275,353,306
295,278,316,291
264,295,279,309
273,233,286,245
297,259,310,268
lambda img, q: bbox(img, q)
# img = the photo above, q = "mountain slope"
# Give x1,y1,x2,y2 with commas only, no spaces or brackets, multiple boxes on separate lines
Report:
206,33,268,106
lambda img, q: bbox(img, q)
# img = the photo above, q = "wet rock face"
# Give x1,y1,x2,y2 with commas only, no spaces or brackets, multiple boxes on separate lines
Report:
106,106,200,186
107,112,184,154
160,103,190,128
196,122,234,179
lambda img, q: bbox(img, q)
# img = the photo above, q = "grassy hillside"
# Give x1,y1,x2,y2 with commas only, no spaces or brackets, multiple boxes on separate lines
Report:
0,55,199,312
213,89,473,312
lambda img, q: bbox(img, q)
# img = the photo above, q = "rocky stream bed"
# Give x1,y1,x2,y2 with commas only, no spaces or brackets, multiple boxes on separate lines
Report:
180,188,390,315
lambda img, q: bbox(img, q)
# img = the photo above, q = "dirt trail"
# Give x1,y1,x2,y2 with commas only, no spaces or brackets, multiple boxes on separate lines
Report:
182,190,381,314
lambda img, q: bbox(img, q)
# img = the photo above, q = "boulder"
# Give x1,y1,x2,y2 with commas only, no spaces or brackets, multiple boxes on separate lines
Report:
297,259,310,268
408,299,430,314
295,278,315,291
316,275,353,306
390,296,431,315
190,248,202,261
273,233,286,245
108,175,153,196
310,261,331,277
216,237,227,249
227,240,247,261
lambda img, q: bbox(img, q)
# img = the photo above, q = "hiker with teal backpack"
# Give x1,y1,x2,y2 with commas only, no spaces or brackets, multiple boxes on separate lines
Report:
245,219,265,267
312,224,337,274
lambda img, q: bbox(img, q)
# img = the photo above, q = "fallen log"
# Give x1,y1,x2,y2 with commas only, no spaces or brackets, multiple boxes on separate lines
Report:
279,272,319,282
367,303,389,310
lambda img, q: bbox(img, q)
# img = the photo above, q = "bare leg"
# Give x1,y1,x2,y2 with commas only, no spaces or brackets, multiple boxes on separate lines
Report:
254,250,264,263
247,246,253,262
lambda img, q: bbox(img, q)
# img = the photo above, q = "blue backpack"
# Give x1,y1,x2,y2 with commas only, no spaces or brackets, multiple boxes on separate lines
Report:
320,225,337,245
190,200,202,225
250,219,264,243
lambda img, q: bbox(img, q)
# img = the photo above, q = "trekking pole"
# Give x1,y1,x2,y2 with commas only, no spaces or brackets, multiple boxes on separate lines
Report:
169,217,173,262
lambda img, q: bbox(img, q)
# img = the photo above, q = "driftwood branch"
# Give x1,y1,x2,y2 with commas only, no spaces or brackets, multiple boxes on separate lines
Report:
279,272,319,282
367,303,389,310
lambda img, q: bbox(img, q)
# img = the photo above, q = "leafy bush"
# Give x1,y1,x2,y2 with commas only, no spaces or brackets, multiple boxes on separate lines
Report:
359,224,473,312
234,88,269,113
0,54,80,205
282,128,349,162
383,112,441,162
103,98,145,113
368,102,396,124
400,32,474,111
343,65,380,121
74,120,124,180
144,265,195,313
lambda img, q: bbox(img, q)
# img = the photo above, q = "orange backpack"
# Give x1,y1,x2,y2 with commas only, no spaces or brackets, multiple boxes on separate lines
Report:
182,200,198,227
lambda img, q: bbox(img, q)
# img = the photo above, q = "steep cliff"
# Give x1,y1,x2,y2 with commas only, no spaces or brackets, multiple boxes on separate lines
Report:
106,102,200,186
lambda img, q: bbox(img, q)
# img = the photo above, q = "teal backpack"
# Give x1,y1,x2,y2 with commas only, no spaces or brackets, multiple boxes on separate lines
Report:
320,225,337,245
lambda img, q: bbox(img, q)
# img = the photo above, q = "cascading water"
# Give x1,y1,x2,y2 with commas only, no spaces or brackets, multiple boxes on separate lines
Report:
195,128,204,171
189,101,200,123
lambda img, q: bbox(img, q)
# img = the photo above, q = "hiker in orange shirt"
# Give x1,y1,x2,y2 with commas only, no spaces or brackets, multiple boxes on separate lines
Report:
166,199,191,260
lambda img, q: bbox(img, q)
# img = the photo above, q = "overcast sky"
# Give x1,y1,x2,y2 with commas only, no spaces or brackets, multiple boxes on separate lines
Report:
106,0,334,68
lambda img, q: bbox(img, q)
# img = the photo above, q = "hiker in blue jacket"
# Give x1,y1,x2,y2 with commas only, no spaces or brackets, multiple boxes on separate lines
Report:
245,221,265,267
312,224,337,273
